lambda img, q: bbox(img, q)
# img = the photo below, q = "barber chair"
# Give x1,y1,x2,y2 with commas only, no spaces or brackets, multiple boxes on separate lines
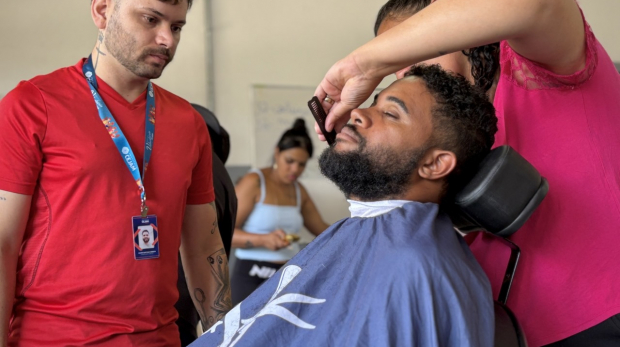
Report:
449,145,549,347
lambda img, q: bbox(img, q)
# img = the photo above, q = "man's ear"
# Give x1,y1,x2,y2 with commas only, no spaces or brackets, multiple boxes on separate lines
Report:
418,149,457,181
91,0,111,30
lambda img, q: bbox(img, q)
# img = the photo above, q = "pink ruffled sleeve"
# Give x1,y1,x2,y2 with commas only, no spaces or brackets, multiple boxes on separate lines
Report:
499,8,598,90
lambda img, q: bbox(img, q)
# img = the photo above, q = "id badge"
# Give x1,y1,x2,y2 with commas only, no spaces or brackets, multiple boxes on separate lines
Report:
132,215,160,260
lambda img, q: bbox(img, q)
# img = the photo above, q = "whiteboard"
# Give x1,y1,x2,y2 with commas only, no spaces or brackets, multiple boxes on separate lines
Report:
253,85,324,178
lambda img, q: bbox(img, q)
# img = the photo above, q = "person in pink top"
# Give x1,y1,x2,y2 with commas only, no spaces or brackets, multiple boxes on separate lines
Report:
313,0,620,346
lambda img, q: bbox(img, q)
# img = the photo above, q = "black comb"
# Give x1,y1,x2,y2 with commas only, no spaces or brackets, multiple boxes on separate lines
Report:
308,96,336,146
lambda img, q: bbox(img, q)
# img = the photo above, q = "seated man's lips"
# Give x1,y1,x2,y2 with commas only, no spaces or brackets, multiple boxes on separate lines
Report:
337,127,359,143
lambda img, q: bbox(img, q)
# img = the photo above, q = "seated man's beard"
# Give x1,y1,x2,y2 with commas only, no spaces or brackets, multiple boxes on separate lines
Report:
319,130,428,201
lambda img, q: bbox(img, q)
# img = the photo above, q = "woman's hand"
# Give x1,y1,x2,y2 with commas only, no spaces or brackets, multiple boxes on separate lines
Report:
261,229,290,251
314,54,383,139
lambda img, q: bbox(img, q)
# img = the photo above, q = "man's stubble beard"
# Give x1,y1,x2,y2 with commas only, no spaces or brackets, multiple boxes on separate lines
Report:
318,126,429,201
105,13,173,80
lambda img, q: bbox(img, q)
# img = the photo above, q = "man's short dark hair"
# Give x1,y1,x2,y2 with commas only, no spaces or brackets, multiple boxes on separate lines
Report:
404,64,497,201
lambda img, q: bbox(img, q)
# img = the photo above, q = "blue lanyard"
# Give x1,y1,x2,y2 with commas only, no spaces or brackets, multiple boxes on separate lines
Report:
82,56,156,217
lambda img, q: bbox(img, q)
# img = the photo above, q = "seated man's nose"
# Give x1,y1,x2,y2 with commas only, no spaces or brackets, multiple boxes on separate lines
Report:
351,109,372,127
351,109,365,124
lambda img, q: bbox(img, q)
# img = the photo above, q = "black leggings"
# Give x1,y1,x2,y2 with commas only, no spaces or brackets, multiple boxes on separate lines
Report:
231,259,284,306
543,313,620,347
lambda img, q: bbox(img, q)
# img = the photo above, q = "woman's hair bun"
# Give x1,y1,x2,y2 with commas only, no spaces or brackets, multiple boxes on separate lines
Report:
291,118,307,133
276,118,314,158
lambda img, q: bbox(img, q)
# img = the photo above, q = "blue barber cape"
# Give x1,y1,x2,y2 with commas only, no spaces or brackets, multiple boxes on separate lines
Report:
192,202,494,347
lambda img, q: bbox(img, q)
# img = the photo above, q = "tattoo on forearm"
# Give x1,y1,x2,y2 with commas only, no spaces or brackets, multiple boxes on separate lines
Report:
209,248,231,322
208,202,218,234
0,196,6,201
193,248,231,330
245,241,254,248
94,31,107,71
193,288,208,329
438,50,448,56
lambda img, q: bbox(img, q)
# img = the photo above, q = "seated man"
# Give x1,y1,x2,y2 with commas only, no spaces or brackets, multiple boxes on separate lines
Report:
191,64,497,347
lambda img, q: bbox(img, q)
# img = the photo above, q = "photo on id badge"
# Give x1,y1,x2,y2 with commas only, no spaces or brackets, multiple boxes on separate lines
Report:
133,215,160,260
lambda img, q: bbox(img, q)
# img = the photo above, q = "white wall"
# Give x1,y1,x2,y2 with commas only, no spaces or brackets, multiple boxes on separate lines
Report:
0,1,95,96
0,1,209,105
211,0,390,167
580,0,620,62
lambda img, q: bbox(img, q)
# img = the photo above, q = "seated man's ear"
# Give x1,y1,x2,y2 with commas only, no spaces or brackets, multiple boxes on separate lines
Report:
418,149,457,181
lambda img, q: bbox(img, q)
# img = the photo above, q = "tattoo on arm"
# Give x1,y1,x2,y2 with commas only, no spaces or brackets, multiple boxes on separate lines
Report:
0,196,6,201
94,31,107,71
245,241,254,249
193,288,209,330
193,248,231,330
208,202,218,234
208,248,231,323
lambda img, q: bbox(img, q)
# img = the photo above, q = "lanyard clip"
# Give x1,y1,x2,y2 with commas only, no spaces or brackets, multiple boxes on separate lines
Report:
141,193,149,218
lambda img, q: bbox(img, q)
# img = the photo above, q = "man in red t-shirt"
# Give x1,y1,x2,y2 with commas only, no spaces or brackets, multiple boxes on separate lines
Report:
0,0,231,346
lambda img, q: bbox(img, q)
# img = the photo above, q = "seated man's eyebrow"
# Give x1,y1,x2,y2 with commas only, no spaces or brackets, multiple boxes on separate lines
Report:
386,96,409,115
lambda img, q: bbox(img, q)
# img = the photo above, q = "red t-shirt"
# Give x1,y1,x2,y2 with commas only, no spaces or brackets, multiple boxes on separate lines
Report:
467,16,620,346
0,60,215,346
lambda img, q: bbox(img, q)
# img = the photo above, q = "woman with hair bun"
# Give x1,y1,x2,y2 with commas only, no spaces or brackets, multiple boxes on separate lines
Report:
230,118,329,305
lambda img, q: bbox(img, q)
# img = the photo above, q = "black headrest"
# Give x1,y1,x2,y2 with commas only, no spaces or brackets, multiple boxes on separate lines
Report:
449,146,549,237
191,104,231,164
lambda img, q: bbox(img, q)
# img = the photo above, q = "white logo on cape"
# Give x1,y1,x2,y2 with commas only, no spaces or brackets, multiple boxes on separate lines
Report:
206,265,325,346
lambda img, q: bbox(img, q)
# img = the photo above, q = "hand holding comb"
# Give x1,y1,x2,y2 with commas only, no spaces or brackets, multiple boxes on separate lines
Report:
308,96,337,146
